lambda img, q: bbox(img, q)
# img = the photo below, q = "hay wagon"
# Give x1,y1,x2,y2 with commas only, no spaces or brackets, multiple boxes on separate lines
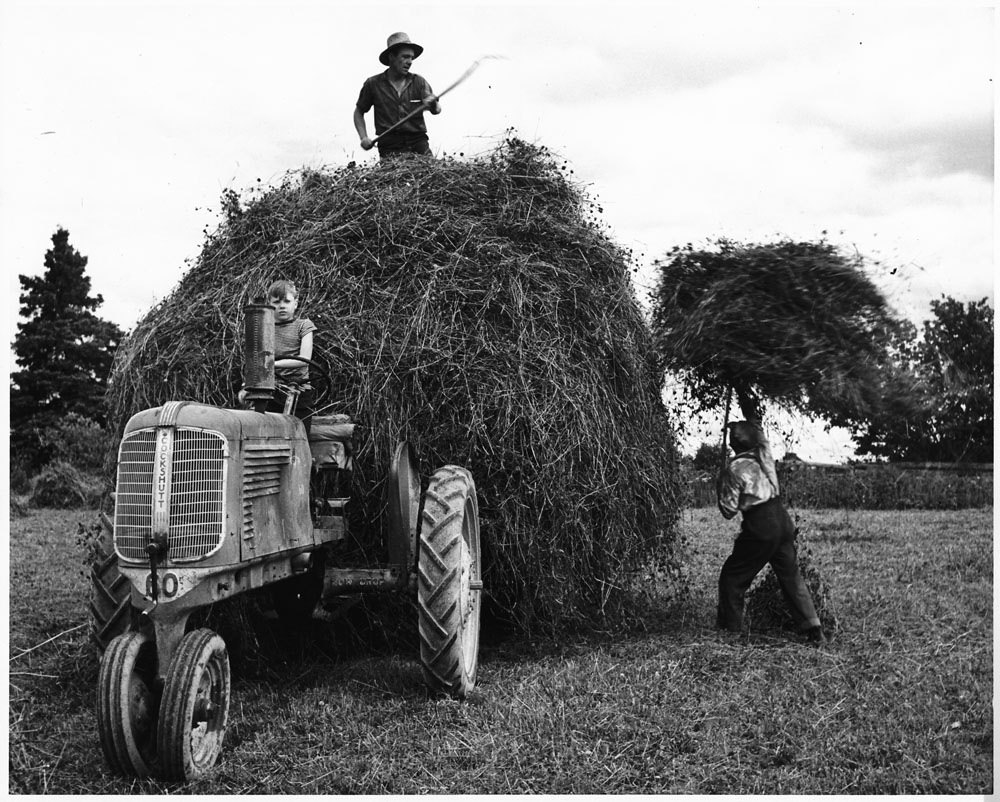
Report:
94,301,482,781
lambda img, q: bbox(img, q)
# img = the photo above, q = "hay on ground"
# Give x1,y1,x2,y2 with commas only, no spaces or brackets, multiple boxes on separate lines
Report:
745,537,838,635
30,460,106,510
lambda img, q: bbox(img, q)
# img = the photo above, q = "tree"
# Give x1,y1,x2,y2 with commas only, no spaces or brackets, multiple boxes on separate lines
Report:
10,228,123,470
649,238,920,432
691,440,726,472
854,296,993,462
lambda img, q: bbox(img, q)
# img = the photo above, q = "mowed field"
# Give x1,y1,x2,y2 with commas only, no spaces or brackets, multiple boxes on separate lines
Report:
8,505,993,794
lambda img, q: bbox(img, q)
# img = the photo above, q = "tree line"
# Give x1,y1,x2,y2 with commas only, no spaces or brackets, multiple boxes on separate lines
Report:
8,230,994,500
649,238,993,464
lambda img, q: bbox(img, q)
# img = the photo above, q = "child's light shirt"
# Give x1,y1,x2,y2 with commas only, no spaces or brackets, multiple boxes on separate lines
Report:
274,317,316,383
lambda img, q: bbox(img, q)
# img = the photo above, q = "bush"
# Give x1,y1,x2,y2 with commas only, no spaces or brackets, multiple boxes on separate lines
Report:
10,453,33,495
692,441,725,472
36,413,111,472
682,468,716,509
683,461,993,510
29,460,107,509
778,463,992,510
10,495,30,517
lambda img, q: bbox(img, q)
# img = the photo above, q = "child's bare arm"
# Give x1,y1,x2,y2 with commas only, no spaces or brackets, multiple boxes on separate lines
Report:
274,331,314,369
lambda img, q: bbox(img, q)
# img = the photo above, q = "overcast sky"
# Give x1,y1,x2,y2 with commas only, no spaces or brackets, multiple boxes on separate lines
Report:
1,1,995,458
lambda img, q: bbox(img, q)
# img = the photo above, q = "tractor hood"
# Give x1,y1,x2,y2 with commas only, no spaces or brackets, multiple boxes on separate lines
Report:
123,401,304,442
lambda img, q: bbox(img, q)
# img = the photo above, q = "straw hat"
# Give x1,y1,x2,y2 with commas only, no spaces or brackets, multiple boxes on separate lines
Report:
379,32,424,65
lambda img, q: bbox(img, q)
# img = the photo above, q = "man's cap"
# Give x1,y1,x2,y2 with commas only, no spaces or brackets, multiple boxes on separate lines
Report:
728,421,767,451
380,32,424,65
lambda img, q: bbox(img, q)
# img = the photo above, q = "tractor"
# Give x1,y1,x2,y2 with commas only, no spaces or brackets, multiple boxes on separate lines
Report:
93,300,483,781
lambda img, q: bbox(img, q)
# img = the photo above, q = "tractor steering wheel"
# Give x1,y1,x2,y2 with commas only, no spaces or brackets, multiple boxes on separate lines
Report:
278,355,332,411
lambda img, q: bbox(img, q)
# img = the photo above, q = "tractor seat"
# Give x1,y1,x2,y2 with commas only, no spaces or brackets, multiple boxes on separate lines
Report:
309,414,356,471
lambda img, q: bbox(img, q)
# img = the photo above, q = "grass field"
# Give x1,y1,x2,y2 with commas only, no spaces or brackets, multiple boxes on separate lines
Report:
8,505,993,793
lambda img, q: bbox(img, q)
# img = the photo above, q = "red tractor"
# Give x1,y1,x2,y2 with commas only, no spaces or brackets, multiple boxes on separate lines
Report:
94,301,482,781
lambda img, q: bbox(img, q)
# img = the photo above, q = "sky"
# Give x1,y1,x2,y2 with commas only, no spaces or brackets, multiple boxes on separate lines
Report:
1,1,995,460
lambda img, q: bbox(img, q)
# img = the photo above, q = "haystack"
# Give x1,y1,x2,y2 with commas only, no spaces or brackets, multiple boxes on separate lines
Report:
106,138,683,634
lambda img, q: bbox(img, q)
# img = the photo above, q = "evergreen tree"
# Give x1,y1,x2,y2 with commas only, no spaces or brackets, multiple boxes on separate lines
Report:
10,228,123,470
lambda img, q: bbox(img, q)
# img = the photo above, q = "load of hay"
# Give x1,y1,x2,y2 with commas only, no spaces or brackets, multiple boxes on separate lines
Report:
649,238,916,424
106,138,683,635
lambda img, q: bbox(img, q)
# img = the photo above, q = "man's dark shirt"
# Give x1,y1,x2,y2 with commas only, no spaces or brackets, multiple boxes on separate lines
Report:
356,70,435,149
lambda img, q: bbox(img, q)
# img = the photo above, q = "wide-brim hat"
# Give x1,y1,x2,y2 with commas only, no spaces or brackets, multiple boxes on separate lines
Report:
380,32,424,65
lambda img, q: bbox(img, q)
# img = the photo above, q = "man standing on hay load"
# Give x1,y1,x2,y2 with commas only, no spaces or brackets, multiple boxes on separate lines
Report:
716,421,826,644
354,32,441,158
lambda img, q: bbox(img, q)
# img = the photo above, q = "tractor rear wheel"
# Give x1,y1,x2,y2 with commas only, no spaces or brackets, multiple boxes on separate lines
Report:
89,513,134,653
97,631,159,777
156,628,231,781
417,466,482,699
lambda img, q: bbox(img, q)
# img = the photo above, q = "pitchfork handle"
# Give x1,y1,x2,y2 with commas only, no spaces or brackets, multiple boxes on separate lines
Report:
720,386,733,473
370,96,438,146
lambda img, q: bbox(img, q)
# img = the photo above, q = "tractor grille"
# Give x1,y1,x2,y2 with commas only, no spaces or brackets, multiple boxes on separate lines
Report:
115,427,227,562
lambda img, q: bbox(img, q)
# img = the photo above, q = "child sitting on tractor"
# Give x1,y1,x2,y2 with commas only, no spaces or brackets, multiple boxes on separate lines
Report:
268,279,316,431
240,279,317,433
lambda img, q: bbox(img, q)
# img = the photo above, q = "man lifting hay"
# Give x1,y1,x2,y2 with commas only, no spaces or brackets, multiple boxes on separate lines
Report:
354,32,441,158
716,421,824,643
650,238,924,643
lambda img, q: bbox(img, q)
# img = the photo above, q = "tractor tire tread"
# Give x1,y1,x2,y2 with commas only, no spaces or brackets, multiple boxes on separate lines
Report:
157,629,230,781
417,466,480,699
96,631,155,778
89,539,134,653
96,634,131,776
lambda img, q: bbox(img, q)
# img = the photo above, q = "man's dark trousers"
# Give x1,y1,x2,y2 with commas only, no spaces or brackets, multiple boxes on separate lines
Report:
717,497,820,632
378,134,431,158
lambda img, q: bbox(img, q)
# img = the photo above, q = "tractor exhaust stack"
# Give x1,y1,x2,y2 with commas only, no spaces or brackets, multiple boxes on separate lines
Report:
243,299,276,411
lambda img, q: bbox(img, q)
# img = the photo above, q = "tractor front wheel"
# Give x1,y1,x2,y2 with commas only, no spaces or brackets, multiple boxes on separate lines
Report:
96,630,159,777
417,466,482,699
156,628,231,781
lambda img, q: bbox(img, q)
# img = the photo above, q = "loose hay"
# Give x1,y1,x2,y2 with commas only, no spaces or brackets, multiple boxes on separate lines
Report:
745,535,839,635
649,239,913,421
30,460,105,510
106,138,683,635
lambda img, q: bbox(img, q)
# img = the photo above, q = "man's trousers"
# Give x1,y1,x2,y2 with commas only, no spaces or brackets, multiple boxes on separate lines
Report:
717,497,821,632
